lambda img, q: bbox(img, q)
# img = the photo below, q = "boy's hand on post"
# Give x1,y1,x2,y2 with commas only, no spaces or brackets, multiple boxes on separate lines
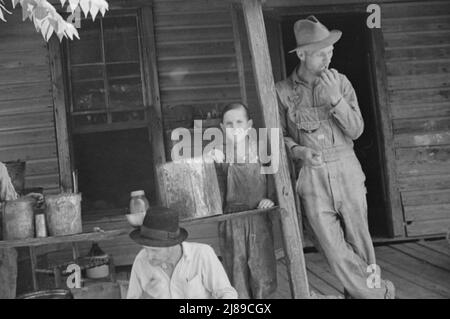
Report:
319,68,342,105
258,199,274,209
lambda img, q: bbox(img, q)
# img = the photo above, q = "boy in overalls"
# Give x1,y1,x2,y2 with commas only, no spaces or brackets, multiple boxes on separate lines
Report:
210,102,277,299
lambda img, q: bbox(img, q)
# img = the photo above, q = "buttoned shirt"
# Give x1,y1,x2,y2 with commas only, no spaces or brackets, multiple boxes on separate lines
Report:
276,65,364,155
126,242,238,299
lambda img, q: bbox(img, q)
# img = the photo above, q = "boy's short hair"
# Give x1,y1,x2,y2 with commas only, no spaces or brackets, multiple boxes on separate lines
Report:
221,102,250,122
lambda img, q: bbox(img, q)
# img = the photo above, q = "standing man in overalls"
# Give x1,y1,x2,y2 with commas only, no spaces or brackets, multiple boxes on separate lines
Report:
276,16,395,299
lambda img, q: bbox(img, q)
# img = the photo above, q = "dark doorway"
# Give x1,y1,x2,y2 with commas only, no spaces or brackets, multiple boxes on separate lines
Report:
73,128,158,215
278,13,389,237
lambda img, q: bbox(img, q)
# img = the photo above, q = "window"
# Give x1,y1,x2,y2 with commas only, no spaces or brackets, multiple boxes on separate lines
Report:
65,11,148,134
58,9,159,215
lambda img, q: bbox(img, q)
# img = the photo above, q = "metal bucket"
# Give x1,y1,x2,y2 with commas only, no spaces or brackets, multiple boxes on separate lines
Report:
45,193,82,236
17,289,73,299
2,197,35,240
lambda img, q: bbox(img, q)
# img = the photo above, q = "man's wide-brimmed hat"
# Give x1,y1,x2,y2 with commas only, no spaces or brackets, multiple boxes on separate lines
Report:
289,15,342,53
130,206,188,247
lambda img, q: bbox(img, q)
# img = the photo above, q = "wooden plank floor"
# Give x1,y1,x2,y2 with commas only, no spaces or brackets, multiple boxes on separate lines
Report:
273,239,450,299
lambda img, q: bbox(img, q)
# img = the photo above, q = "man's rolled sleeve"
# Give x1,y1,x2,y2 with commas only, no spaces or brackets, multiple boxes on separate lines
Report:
330,75,364,140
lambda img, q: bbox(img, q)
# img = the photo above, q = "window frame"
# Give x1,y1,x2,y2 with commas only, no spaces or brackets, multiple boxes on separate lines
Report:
64,9,149,135
48,1,166,206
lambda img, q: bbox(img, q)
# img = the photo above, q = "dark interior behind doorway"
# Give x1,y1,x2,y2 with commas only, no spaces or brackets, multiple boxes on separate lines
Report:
280,13,388,237
73,128,157,214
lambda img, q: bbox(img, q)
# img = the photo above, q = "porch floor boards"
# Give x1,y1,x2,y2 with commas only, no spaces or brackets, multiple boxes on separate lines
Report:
273,239,450,299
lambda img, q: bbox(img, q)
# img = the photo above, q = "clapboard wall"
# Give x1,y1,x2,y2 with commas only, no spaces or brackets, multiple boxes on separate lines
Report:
0,8,60,194
154,0,241,131
382,1,450,236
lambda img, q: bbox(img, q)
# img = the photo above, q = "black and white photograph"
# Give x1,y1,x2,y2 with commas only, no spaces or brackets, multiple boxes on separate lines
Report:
0,0,449,303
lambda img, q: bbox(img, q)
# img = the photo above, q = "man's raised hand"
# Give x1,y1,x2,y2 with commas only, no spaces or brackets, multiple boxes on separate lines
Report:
319,68,342,105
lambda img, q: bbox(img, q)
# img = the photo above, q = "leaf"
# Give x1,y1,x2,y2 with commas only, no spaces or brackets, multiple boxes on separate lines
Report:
0,2,11,22
14,0,109,42
79,0,89,18
12,0,20,9
45,22,54,41
33,14,41,30
57,31,64,41
48,16,58,31
40,18,50,38
34,5,48,20
68,21,79,39
68,0,78,12
21,1,30,21
63,21,78,40
98,0,108,16
0,8,5,22
89,2,99,20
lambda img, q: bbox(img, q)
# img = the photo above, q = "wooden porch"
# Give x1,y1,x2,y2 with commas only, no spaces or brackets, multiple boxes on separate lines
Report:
14,236,449,299
273,239,450,299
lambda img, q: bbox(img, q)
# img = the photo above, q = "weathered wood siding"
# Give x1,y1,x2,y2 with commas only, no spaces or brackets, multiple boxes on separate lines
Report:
382,1,450,236
154,0,240,131
0,9,60,194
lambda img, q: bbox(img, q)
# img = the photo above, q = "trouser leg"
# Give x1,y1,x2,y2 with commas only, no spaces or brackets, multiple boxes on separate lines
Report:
298,163,388,299
247,215,277,299
219,219,251,299
302,195,386,299
338,155,393,298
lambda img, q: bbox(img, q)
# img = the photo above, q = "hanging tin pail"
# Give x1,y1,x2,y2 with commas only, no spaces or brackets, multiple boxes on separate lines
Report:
2,197,35,240
45,193,82,236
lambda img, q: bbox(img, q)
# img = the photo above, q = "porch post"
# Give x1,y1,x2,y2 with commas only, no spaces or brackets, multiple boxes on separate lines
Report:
141,5,167,206
48,38,73,192
240,0,310,298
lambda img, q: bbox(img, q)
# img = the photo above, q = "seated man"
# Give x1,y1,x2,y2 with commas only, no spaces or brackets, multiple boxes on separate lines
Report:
127,206,238,299
0,161,44,299
0,161,19,299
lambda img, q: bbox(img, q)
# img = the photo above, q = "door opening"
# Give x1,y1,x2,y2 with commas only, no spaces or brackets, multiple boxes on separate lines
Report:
278,13,389,237
73,129,158,216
